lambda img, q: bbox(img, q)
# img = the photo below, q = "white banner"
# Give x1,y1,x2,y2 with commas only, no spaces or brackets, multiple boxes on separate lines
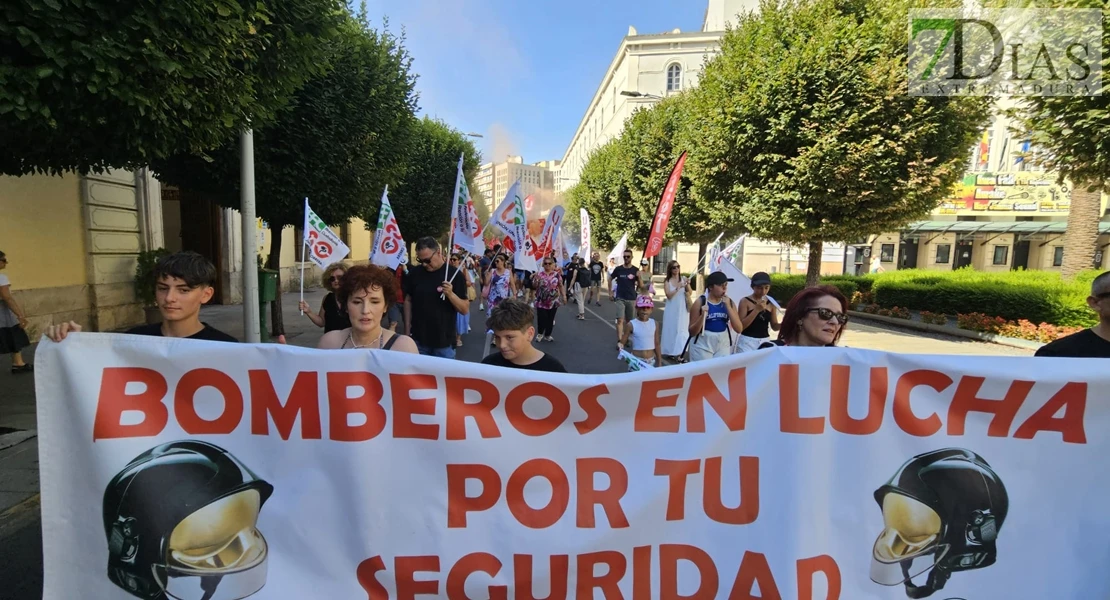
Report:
368,187,407,270
36,335,1110,600
302,199,351,268
579,208,592,260
606,232,629,270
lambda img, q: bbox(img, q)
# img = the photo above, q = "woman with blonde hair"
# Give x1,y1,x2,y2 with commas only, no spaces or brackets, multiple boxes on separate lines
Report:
299,263,349,333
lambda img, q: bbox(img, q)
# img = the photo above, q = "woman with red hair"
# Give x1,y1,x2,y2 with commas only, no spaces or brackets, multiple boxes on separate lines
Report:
318,265,418,353
760,286,849,348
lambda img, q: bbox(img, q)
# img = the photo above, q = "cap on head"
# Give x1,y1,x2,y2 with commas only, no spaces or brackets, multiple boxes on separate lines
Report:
706,271,734,287
636,295,655,309
751,272,771,286
640,258,649,266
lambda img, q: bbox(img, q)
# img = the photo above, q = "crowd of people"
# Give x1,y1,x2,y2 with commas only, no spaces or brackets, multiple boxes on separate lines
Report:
15,243,1109,371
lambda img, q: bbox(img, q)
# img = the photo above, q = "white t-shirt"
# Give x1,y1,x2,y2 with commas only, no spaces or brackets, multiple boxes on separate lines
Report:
629,318,657,351
0,274,9,287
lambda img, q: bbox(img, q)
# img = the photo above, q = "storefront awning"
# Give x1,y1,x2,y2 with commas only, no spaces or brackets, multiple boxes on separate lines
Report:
901,221,1110,236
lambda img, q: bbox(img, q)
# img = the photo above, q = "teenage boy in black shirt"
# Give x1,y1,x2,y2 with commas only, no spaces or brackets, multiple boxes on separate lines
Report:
45,251,237,343
482,299,567,372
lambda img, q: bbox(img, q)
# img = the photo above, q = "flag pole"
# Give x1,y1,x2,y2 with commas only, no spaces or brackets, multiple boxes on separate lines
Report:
444,153,464,286
299,241,307,315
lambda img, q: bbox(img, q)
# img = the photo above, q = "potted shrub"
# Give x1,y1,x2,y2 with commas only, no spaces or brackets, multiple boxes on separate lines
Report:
135,248,170,324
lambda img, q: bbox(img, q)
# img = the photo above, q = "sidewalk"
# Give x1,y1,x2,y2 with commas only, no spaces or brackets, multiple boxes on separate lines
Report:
0,345,40,523
200,287,328,348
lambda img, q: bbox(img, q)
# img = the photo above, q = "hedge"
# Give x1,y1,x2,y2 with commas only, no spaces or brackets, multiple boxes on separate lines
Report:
870,269,1097,327
766,269,1099,327
768,274,857,308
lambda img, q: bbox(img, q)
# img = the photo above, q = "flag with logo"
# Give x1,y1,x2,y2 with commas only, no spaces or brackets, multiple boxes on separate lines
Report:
618,349,655,372
491,182,537,271
712,234,746,273
705,232,724,274
535,206,565,260
449,156,484,256
302,199,350,268
369,187,407,270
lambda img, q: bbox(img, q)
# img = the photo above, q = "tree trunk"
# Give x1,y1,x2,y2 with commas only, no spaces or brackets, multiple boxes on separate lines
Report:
695,240,708,292
267,225,286,338
1061,180,1103,279
806,241,823,287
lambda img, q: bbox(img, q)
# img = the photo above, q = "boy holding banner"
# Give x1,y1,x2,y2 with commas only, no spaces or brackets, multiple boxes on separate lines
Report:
45,252,236,343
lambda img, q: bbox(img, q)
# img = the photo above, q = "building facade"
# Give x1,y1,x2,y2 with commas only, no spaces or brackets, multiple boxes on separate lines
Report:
476,156,558,216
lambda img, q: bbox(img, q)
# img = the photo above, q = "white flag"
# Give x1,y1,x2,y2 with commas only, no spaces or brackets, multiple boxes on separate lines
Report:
491,182,537,271
705,232,725,274
302,199,351,268
369,187,407,270
618,349,655,372
713,234,746,272
606,233,629,272
535,206,565,260
450,157,484,256
579,208,591,259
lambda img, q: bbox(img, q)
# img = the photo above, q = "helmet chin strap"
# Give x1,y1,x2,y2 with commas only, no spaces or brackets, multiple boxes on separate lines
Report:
199,575,222,600
901,562,951,599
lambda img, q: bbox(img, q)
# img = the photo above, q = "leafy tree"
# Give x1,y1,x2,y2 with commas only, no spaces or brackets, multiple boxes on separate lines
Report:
386,116,482,243
685,0,991,285
1009,0,1108,278
566,95,732,265
154,11,418,335
0,0,343,175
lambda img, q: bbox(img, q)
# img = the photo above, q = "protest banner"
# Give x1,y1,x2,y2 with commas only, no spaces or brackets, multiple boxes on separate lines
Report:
36,335,1109,599
368,186,407,270
643,151,687,259
579,208,592,260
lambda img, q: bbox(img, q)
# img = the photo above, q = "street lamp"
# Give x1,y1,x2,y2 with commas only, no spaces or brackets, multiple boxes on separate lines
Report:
620,91,662,100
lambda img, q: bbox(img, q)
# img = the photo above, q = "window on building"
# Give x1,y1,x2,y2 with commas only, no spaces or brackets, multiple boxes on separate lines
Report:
935,244,951,264
1053,246,1064,266
992,245,1009,265
880,244,895,262
666,63,683,92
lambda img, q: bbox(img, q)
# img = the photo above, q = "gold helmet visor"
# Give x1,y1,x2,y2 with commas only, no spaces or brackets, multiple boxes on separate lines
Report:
870,492,948,586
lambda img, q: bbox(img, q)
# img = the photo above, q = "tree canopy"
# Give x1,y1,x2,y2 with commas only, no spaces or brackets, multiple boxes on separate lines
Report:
154,12,417,231
386,116,482,242
0,0,343,175
567,94,721,252
1008,0,1108,276
684,0,991,283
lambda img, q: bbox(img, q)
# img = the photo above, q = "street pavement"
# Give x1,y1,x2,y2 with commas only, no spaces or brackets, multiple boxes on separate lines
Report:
0,284,1030,598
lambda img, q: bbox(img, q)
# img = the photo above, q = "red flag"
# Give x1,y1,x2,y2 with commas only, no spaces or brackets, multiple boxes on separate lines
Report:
502,236,515,252
644,151,687,259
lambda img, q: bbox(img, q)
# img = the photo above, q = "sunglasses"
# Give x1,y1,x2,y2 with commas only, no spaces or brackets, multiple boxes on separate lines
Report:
417,252,438,265
807,307,848,325
1095,292,1110,300
329,275,343,282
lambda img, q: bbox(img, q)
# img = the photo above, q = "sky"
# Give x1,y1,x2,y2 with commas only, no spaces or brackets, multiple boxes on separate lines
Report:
361,0,706,165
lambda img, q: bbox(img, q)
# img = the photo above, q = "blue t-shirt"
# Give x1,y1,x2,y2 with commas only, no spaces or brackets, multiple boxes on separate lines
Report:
704,298,729,333
611,265,640,301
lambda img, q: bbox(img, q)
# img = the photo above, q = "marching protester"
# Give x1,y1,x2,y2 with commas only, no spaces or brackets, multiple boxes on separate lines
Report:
638,258,655,296
477,248,494,311
0,250,33,373
760,286,848,348
568,257,591,320
298,263,349,333
735,271,780,352
384,264,407,331
610,250,640,348
450,254,474,348
484,253,516,317
621,295,662,368
588,252,604,306
318,264,417,353
660,260,690,360
46,251,237,343
1035,271,1110,358
404,237,470,358
482,299,567,372
687,271,744,362
532,256,567,342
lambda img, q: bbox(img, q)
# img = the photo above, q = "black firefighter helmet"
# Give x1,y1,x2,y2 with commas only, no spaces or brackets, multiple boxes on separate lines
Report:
870,448,1008,599
103,441,274,600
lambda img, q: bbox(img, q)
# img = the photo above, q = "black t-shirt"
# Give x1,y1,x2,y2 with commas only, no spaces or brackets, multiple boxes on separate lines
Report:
482,351,567,372
575,266,592,287
126,323,239,342
404,263,470,349
322,292,349,333
1035,329,1110,358
611,265,640,300
589,261,604,282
